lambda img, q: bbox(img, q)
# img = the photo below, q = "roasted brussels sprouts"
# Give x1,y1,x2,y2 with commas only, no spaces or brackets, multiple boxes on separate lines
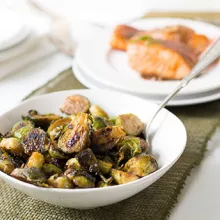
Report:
76,148,99,174
92,126,126,154
26,152,45,169
42,164,62,177
116,136,149,164
48,142,69,159
60,94,90,115
110,169,139,184
97,159,112,175
0,94,159,188
115,114,144,136
65,158,83,171
91,116,107,131
65,169,95,188
0,151,15,174
22,128,49,155
58,113,91,154
48,174,73,188
123,154,158,177
12,120,35,140
47,117,71,141
89,104,109,119
11,167,47,184
0,137,23,156
22,111,61,130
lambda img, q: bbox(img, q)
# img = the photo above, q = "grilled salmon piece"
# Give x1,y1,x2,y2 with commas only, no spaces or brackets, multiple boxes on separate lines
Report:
127,38,198,80
110,25,139,50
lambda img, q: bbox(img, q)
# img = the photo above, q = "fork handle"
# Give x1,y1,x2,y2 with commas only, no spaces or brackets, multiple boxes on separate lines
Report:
147,37,220,137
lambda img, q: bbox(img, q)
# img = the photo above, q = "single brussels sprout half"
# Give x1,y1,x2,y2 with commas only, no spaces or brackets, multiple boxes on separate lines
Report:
58,113,91,154
26,152,45,169
48,142,69,159
91,116,107,131
12,120,35,140
0,152,15,174
48,174,73,188
0,137,23,156
64,169,95,188
76,148,99,174
115,136,149,165
123,154,158,177
110,168,139,185
65,158,83,171
115,114,144,136
60,94,90,115
97,159,112,175
47,117,71,141
11,167,47,184
89,104,109,119
42,164,62,177
91,126,126,154
22,111,61,130
22,128,49,155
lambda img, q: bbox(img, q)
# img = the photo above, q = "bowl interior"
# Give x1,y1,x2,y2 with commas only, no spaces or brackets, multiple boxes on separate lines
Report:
0,89,186,186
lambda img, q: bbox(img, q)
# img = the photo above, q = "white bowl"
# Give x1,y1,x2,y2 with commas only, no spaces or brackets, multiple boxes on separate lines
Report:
0,89,187,209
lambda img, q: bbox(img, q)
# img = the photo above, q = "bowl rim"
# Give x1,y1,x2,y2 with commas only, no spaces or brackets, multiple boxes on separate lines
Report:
0,89,187,193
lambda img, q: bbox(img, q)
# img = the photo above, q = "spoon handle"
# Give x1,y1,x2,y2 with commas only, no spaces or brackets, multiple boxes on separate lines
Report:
147,37,220,136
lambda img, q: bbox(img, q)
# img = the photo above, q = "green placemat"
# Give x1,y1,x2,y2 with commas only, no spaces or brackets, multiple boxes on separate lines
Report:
1,15,220,220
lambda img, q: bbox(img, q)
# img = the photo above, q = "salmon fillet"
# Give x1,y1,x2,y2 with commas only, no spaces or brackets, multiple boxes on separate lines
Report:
127,38,198,80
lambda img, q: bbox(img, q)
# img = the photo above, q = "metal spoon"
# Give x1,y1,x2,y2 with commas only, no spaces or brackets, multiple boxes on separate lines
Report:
146,37,220,143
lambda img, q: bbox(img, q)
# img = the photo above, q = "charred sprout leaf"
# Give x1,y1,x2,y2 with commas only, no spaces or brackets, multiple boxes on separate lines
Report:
123,154,158,177
58,113,91,154
22,128,49,155
11,167,47,184
0,137,23,156
48,174,73,188
115,114,144,136
97,181,113,187
60,94,90,115
97,159,112,175
92,126,126,154
44,154,66,169
47,117,71,141
76,148,99,174
42,164,62,177
22,111,61,130
65,158,83,171
91,116,107,131
0,133,3,143
26,152,45,169
89,104,109,119
48,142,69,159
4,131,13,138
116,136,149,164
110,168,139,184
64,169,95,188
12,120,35,140
0,152,15,174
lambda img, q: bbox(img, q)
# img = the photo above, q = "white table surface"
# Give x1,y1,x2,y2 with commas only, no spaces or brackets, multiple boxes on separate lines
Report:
1,1,220,219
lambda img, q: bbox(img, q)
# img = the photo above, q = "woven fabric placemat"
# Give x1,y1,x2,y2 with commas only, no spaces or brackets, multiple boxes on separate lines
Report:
1,14,220,220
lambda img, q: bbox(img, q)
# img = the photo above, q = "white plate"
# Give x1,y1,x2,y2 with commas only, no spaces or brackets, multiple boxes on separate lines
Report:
0,6,30,51
76,18,220,96
0,89,187,209
0,31,38,63
73,62,220,106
